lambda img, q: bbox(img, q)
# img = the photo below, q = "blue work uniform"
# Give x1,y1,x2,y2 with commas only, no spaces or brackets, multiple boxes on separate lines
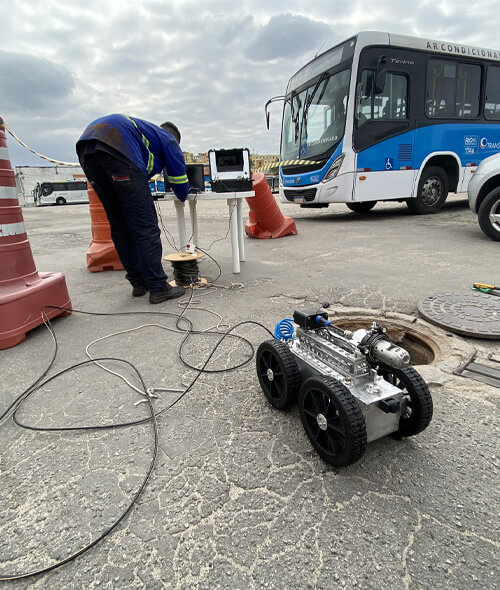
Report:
77,113,189,201
76,114,190,293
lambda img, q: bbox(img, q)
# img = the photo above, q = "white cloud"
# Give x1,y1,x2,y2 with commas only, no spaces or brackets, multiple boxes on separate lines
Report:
0,0,498,166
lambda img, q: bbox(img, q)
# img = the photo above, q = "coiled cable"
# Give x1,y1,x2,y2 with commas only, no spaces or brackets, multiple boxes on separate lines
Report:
274,318,295,341
171,258,201,286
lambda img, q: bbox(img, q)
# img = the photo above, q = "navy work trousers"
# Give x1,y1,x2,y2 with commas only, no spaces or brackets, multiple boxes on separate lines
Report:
82,151,168,293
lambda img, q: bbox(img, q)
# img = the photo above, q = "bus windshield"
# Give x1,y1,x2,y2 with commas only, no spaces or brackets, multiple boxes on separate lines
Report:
281,68,351,161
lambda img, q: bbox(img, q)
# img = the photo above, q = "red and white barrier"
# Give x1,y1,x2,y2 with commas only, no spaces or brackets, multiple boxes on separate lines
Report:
0,117,72,349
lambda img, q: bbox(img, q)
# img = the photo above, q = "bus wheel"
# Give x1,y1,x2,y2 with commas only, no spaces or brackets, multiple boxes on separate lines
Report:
56,197,66,205
407,166,448,214
346,201,376,213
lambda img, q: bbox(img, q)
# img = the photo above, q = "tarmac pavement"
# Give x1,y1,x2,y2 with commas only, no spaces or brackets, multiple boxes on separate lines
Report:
0,194,498,589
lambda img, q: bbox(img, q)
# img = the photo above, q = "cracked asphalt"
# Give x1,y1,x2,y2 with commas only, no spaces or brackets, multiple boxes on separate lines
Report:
1,194,498,589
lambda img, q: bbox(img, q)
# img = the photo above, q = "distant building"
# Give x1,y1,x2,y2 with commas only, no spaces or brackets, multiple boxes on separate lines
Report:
250,154,279,172
183,152,208,164
15,166,85,207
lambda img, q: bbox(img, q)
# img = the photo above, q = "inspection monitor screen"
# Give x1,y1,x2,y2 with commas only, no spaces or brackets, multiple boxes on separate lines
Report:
215,150,244,172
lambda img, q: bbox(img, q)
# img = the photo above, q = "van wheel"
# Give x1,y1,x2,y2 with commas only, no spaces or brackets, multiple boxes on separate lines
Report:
346,201,376,213
407,166,448,214
478,187,500,241
56,197,66,205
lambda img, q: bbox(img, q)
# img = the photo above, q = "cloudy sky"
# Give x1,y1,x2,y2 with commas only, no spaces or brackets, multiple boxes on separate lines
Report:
1,0,498,167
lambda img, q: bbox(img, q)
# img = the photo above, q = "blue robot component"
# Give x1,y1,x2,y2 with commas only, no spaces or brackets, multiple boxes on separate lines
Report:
274,318,295,341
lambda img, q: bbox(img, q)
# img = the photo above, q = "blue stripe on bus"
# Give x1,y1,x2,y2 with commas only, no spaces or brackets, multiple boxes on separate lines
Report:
356,122,500,171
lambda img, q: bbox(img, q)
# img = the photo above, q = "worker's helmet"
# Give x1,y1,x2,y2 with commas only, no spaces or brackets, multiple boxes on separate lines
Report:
160,121,181,143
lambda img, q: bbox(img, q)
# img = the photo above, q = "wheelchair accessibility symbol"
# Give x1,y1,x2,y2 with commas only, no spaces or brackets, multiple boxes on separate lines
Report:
384,158,394,170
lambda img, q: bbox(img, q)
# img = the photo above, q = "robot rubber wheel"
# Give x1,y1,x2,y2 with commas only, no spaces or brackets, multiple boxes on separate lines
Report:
377,364,433,438
298,375,367,467
256,340,301,410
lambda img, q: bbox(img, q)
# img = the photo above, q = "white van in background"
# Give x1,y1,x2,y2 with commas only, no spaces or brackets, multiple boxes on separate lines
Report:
33,180,89,206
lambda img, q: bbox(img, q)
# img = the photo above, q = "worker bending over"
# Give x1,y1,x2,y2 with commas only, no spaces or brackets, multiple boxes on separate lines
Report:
76,114,188,303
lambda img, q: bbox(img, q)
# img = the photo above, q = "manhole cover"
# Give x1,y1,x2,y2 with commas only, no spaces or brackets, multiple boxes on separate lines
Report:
418,292,500,339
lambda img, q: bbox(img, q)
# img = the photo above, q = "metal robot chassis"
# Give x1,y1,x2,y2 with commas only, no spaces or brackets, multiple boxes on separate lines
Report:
256,308,433,466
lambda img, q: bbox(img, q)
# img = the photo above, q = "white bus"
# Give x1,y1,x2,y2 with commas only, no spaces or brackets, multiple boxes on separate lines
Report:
33,180,89,206
266,32,500,214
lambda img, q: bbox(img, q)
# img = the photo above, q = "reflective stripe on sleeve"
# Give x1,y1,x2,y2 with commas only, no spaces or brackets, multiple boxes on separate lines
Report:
0,221,25,237
167,174,188,184
123,115,155,175
146,152,154,175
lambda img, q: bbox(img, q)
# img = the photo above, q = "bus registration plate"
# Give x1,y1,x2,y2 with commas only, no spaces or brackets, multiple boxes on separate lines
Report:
293,196,304,204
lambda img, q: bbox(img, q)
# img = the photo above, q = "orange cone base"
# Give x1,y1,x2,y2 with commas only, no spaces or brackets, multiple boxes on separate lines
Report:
245,216,297,239
0,271,72,350
245,172,298,239
86,241,124,272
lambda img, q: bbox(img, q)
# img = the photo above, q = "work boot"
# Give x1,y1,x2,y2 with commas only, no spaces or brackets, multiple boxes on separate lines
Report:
149,284,185,304
132,286,148,297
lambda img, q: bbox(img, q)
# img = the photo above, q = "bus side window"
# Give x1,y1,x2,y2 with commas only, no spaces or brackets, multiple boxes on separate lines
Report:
427,58,481,119
358,70,374,126
485,65,500,120
358,70,407,125
456,63,480,118
427,60,449,117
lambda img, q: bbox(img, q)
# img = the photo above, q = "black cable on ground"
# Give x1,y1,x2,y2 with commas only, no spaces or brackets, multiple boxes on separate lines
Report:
0,309,58,424
196,245,222,284
0,304,273,580
1,356,158,582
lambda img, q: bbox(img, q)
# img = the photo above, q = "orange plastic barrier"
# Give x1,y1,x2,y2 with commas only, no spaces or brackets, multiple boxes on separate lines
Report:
245,172,297,239
86,183,124,272
0,118,71,350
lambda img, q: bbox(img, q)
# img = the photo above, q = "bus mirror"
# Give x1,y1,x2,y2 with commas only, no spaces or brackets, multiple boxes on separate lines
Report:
265,96,285,130
373,56,387,94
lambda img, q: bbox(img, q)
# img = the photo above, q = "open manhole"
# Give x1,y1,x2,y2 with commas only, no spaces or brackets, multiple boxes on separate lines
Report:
333,318,439,366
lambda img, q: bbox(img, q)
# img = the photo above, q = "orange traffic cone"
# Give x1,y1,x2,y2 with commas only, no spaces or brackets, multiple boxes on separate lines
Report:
86,183,124,272
245,172,297,239
0,117,71,350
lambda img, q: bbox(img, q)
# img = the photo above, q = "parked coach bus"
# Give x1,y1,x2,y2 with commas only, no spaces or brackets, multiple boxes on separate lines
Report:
265,32,500,214
33,180,89,206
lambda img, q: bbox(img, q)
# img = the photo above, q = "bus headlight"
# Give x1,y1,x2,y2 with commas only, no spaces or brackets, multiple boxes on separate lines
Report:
322,153,345,182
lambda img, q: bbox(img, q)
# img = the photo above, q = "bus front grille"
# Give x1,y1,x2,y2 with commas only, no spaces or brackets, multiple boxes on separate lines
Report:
284,188,317,202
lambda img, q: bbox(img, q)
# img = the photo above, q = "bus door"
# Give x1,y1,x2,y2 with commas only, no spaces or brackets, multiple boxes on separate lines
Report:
353,48,418,202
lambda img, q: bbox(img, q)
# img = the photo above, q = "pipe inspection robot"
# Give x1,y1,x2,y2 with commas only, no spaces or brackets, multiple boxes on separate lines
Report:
256,306,433,467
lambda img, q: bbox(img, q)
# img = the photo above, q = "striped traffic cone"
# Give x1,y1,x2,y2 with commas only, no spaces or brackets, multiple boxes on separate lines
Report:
0,116,72,350
86,182,124,272
245,172,297,239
